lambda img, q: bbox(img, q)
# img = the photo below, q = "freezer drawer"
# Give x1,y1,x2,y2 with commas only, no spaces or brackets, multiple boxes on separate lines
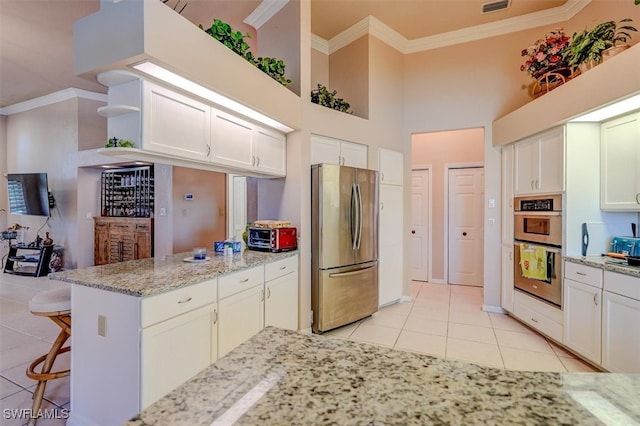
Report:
313,261,378,333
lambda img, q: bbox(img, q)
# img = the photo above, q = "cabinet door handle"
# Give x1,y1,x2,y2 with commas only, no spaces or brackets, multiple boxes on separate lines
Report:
381,172,385,182
530,317,539,323
636,193,640,204
206,144,211,157
593,293,598,306
266,287,271,299
213,309,218,324
536,179,540,189
260,289,265,302
576,272,587,276
530,180,534,190
280,266,287,270
177,297,192,304
256,156,260,167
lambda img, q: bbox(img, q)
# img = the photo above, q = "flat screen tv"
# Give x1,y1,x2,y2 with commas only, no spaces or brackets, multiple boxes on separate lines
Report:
7,173,51,217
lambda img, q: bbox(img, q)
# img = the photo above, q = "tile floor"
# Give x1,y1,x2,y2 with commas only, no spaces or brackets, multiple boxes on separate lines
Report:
0,273,71,426
325,281,601,373
0,275,599,425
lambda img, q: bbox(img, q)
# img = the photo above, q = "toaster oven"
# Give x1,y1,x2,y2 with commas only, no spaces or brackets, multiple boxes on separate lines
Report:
247,227,297,252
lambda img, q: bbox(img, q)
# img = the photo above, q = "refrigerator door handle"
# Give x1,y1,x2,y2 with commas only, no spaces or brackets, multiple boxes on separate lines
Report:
329,264,377,278
351,183,358,250
356,183,363,250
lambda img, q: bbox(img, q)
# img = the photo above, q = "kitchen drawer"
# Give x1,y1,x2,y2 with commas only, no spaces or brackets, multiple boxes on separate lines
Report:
564,262,602,289
265,255,298,282
513,291,563,342
218,266,264,300
141,279,217,328
604,271,640,301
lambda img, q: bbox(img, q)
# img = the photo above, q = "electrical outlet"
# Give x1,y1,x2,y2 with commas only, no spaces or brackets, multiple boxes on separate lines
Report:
98,315,107,337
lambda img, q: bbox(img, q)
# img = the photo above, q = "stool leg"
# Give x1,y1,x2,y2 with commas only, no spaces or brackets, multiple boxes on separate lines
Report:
28,328,69,425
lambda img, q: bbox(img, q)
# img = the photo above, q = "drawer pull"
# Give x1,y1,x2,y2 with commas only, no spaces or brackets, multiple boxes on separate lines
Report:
240,278,249,283
576,272,587,276
177,297,192,304
280,266,287,270
530,317,539,323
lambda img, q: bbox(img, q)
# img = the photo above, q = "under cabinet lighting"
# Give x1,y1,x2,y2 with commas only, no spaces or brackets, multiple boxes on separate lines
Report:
570,93,640,122
132,61,294,133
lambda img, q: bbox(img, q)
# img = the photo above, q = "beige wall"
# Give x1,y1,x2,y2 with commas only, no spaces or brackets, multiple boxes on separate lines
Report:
171,166,226,253
311,49,329,89
330,36,369,118
412,128,484,281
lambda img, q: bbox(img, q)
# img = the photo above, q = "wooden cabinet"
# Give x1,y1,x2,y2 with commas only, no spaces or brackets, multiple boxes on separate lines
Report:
563,263,603,364
94,217,153,265
514,127,564,195
602,271,640,372
600,112,640,211
310,134,367,168
264,255,299,330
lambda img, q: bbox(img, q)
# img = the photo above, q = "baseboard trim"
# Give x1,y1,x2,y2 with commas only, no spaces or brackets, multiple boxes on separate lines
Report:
482,304,506,314
400,296,413,303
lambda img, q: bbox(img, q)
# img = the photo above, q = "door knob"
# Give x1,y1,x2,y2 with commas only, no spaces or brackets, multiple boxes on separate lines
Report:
411,230,416,234
463,232,467,236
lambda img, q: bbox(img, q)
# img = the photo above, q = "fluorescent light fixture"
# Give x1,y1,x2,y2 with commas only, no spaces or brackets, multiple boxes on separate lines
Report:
132,61,294,133
570,93,640,122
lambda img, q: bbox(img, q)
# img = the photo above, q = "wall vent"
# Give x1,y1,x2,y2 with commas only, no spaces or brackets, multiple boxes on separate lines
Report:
482,0,510,13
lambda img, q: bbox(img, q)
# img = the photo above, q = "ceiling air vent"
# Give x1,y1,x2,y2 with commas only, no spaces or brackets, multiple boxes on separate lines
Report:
482,0,510,13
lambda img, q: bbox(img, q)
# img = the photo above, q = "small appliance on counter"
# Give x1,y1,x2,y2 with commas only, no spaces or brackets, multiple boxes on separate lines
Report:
247,220,297,253
610,236,640,257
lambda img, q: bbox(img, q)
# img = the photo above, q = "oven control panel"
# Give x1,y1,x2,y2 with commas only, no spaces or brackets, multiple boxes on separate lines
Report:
519,198,554,211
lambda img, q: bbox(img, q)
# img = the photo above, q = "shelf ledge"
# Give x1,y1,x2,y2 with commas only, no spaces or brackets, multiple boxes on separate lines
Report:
97,105,140,117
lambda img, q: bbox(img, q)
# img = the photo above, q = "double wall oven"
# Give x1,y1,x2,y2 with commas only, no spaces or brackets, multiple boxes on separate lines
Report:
513,194,563,308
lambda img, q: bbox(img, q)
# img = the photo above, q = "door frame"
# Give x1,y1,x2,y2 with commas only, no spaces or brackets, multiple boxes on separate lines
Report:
444,162,484,285
411,165,433,283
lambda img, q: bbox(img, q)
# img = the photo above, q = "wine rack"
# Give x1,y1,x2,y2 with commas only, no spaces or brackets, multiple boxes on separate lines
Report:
101,166,154,217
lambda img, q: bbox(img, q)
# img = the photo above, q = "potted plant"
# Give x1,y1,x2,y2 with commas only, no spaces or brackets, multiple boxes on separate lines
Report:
563,19,637,72
520,28,572,80
310,84,352,113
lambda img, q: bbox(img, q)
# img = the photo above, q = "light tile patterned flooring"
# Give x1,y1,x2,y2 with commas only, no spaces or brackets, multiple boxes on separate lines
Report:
0,273,70,426
0,275,599,425
325,281,600,373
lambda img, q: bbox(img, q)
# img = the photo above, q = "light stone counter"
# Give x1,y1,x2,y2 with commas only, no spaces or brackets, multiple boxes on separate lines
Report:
126,327,640,425
50,249,298,297
564,255,640,278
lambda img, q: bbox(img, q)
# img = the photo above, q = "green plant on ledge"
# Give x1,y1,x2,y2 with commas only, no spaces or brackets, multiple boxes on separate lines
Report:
563,19,637,68
310,84,352,114
199,19,291,87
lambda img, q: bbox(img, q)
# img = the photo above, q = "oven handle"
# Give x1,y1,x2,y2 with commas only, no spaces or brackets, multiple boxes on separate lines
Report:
514,211,562,216
513,241,561,254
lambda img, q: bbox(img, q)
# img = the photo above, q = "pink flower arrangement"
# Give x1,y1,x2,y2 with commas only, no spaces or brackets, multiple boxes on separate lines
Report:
520,29,571,79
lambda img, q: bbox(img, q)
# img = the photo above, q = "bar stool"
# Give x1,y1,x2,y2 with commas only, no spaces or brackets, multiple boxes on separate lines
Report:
26,287,71,422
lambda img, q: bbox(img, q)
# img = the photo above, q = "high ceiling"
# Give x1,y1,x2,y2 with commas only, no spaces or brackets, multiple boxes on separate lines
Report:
0,0,568,109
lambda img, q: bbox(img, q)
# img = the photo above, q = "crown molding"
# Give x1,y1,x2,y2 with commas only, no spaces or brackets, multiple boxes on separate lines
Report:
243,0,289,30
0,89,107,116
313,0,591,55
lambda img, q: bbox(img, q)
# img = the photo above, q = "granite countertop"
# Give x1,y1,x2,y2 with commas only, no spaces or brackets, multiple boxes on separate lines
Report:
564,255,640,278
50,249,298,297
126,327,640,426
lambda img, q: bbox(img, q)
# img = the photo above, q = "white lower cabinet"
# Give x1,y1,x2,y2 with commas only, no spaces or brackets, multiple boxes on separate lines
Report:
141,302,218,407
563,279,602,365
218,284,264,358
264,255,299,330
513,290,563,343
602,271,640,373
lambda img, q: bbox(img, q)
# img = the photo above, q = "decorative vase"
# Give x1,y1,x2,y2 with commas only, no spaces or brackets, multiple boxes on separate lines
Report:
43,232,53,246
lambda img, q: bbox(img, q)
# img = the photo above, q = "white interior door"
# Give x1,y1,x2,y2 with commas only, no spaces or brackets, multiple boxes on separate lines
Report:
227,175,247,244
448,167,484,286
411,170,430,282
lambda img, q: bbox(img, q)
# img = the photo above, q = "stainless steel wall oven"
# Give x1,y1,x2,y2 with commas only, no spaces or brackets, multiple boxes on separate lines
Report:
513,194,563,308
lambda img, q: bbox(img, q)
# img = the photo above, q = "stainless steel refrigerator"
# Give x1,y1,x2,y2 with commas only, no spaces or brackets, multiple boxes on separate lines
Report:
311,163,379,333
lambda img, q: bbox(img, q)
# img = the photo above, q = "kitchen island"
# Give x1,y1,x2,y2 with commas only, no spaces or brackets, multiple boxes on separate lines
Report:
51,249,299,426
127,326,640,425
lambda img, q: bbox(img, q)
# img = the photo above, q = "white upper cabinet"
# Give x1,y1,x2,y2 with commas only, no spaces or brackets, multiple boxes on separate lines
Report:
311,135,367,168
378,148,404,186
600,112,640,211
514,127,565,195
254,126,286,176
210,109,255,170
142,81,211,160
